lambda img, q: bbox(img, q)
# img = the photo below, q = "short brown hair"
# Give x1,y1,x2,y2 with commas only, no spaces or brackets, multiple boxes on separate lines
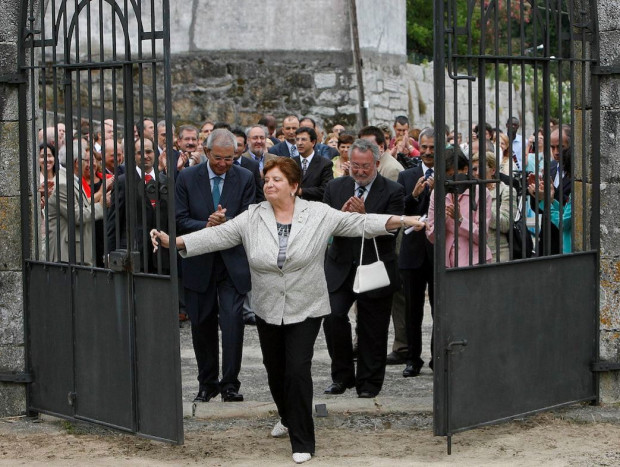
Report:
337,133,355,147
263,157,301,195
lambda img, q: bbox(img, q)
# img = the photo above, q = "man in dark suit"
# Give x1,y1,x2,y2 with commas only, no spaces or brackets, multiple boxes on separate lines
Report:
102,140,125,176
106,137,168,274
529,125,571,255
323,138,405,398
232,128,264,202
548,125,572,205
176,129,256,403
300,117,339,160
268,115,300,157
397,127,436,377
293,127,333,201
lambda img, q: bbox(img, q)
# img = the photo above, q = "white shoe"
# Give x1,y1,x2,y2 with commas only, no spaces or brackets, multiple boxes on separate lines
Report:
292,453,312,464
270,420,288,438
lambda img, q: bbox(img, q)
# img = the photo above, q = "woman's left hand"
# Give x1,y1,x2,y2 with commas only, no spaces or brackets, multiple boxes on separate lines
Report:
405,215,425,231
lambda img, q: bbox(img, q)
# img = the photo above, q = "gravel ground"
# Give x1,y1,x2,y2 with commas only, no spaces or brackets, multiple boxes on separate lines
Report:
3,304,620,465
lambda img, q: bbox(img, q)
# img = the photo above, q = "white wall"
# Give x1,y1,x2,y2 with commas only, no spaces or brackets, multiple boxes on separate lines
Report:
43,0,407,58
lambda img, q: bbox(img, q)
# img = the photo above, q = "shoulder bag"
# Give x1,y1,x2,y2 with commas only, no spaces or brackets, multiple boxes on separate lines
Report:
352,215,391,293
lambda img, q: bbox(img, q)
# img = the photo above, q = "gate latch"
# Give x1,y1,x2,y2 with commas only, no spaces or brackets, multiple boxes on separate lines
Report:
107,249,141,273
446,339,468,352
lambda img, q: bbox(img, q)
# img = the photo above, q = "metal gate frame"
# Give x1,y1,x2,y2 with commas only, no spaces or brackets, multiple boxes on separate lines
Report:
432,0,601,452
18,0,183,444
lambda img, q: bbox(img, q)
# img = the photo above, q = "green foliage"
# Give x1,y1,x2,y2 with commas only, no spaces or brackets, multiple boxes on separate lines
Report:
406,1,434,60
406,0,572,123
62,420,77,434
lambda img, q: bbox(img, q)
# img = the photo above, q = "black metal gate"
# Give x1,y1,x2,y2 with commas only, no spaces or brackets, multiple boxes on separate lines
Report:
433,0,599,451
19,0,183,443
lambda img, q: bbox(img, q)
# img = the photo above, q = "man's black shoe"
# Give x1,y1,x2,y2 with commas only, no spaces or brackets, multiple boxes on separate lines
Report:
221,389,244,402
244,315,257,325
386,351,406,365
194,388,219,402
402,363,422,378
358,390,377,398
324,382,351,395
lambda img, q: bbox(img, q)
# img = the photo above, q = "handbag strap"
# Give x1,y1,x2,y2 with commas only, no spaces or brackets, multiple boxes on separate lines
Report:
358,215,381,265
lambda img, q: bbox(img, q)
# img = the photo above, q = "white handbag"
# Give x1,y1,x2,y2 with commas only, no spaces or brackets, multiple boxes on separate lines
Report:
352,216,391,294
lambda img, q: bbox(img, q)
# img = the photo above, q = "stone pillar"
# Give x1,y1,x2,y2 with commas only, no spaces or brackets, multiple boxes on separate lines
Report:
0,0,27,416
597,0,620,402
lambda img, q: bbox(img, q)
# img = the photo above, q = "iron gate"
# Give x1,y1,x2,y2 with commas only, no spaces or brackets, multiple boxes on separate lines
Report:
432,0,599,451
19,0,183,443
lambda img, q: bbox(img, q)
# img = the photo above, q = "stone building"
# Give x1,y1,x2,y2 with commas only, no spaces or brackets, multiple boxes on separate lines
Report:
45,0,530,132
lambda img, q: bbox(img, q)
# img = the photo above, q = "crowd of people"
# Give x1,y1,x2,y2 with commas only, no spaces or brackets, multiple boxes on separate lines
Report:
37,112,573,463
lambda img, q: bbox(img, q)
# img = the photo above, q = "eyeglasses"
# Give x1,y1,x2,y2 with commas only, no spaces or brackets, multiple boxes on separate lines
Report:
211,155,233,162
351,163,373,170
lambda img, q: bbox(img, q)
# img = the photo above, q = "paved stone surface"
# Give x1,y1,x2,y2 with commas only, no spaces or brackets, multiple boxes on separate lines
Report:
182,301,435,421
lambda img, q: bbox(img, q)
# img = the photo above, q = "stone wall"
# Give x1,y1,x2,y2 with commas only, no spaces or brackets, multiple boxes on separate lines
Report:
362,53,533,134
596,0,620,401
0,0,27,417
158,51,531,135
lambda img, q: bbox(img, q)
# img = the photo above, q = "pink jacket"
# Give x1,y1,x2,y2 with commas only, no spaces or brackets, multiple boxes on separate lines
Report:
426,186,493,268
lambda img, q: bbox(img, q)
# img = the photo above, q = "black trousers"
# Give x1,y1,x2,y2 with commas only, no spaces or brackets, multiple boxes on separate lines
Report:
185,256,245,393
401,254,434,367
323,269,392,395
256,316,322,454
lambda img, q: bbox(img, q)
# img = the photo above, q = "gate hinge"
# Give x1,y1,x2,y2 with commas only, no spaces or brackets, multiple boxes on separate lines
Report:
591,66,620,76
0,372,33,383
0,73,27,84
591,361,620,372
107,249,141,273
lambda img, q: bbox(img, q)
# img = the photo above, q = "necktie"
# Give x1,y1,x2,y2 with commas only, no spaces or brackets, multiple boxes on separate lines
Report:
234,159,241,166
212,176,222,207
302,158,308,176
357,185,366,199
425,168,434,179
144,174,156,207
291,145,299,158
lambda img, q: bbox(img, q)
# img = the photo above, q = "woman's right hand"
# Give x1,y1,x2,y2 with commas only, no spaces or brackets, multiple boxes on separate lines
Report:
150,229,169,252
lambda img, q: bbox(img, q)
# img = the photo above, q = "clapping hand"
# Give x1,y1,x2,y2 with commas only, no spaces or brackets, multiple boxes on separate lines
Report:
412,175,434,198
342,196,366,214
39,180,54,209
207,205,227,227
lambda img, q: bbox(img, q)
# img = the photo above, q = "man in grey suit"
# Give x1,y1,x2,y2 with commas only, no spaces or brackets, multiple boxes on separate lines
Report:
46,139,105,265
323,139,405,398
243,124,278,173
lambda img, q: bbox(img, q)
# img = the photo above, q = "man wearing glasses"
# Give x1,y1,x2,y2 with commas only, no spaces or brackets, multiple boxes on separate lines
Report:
175,129,256,403
322,139,405,398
